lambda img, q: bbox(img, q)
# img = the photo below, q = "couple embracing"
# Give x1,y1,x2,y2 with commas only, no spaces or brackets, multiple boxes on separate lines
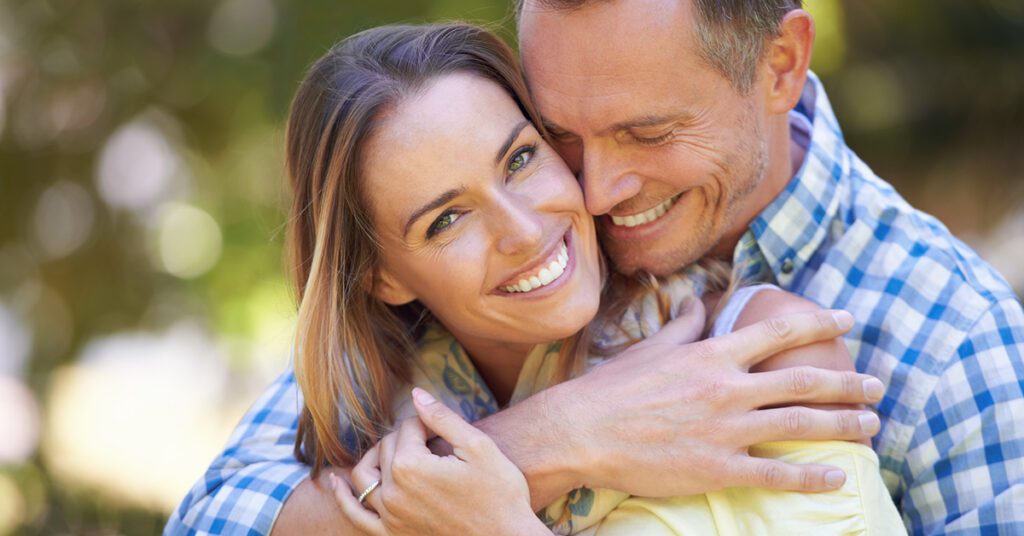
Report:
169,1,1024,534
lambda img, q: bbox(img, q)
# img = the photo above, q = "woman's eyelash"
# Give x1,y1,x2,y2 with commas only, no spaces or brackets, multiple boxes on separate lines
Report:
507,143,537,175
426,210,461,239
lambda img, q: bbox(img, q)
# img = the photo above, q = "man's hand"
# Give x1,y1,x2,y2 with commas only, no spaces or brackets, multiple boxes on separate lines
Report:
481,308,883,504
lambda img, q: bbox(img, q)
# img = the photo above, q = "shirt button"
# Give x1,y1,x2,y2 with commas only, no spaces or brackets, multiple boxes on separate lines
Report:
781,259,795,274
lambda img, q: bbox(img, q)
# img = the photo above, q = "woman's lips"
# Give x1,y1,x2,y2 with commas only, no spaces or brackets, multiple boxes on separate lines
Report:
501,239,569,293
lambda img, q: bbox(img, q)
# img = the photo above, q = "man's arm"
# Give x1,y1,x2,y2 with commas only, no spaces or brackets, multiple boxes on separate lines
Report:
900,298,1024,534
216,310,884,534
475,308,885,507
166,368,311,535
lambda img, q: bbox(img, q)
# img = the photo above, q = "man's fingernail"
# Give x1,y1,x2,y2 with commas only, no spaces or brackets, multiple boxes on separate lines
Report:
858,413,880,435
825,470,846,488
412,387,436,406
862,378,884,400
831,310,853,330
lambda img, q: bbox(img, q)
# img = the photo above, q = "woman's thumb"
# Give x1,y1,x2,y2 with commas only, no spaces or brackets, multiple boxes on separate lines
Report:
411,388,487,455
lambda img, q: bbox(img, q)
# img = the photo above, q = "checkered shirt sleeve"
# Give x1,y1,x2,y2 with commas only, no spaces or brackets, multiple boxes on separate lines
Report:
901,299,1024,534
738,72,1024,534
164,367,310,535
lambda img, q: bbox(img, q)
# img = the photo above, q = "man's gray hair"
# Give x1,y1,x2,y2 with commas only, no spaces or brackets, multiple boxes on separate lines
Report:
517,0,803,93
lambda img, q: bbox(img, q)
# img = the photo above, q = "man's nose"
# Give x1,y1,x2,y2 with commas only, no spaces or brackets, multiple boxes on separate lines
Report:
580,146,643,216
493,197,544,256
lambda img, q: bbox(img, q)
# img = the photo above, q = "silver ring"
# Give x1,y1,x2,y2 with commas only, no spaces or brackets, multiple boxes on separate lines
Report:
357,479,381,504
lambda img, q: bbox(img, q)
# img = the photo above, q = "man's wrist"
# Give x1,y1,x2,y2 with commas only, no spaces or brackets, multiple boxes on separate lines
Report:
476,377,592,508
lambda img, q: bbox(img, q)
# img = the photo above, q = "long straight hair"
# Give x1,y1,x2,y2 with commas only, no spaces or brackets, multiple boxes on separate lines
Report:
285,23,584,474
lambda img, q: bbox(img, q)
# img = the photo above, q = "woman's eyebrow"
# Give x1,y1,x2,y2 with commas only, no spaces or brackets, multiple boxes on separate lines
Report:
403,186,467,239
494,119,531,164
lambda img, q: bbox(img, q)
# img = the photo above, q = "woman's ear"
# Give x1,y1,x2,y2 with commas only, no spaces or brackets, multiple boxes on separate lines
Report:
372,267,417,306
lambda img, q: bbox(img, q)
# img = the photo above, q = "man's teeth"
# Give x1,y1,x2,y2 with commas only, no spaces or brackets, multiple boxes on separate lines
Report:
503,241,569,293
610,196,679,228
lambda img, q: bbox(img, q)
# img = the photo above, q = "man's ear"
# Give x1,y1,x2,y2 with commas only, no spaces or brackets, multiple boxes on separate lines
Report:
372,267,417,306
763,9,815,114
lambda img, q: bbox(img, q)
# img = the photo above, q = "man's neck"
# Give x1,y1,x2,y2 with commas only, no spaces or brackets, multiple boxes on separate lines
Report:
708,118,807,260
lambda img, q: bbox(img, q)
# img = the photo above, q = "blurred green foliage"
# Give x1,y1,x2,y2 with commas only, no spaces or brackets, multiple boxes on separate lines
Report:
0,0,1021,534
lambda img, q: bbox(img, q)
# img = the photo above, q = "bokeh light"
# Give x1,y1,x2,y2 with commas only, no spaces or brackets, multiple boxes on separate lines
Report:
31,181,95,260
96,114,185,213
153,203,223,279
207,0,277,57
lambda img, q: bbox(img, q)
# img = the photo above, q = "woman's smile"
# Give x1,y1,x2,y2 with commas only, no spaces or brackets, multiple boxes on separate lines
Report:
498,230,575,297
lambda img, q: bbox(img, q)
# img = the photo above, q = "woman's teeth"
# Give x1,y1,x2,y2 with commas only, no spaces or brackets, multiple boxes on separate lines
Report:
609,195,680,228
503,241,569,294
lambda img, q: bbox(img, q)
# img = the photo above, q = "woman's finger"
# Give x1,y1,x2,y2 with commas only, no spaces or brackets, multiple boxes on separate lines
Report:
411,388,492,459
329,473,386,536
351,444,385,515
395,413,431,458
378,431,399,490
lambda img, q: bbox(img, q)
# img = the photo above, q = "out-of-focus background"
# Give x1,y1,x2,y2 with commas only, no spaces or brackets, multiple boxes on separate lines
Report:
0,0,1021,533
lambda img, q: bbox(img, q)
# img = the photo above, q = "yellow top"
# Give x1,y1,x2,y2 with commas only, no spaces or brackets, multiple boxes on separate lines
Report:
394,275,906,535
583,441,904,535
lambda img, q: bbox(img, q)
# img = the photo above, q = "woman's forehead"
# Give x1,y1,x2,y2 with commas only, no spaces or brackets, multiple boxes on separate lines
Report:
360,73,530,231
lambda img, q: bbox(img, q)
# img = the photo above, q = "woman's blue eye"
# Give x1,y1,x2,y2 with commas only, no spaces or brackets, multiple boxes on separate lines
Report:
508,146,535,174
427,211,460,238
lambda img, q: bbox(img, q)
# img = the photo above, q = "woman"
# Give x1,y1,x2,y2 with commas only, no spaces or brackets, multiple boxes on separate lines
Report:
284,22,902,535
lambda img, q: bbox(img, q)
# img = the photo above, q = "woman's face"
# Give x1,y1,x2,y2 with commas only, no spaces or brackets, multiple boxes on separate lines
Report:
362,72,602,352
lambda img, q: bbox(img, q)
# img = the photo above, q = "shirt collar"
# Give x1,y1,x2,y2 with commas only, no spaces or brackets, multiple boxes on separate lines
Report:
734,71,851,286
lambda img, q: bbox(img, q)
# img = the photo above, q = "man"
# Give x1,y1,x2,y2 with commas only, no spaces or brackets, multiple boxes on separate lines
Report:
168,1,1024,534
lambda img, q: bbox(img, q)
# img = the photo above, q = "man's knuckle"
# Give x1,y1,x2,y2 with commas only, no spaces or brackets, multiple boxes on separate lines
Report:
783,408,808,436
759,462,783,488
693,339,718,360
841,371,858,398
765,317,792,341
789,367,814,395
800,469,817,490
836,413,854,435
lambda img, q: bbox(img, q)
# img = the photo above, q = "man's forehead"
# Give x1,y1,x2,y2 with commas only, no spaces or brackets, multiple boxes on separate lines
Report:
519,0,707,134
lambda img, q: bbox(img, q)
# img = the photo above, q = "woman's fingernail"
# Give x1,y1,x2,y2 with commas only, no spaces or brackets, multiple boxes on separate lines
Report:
832,310,853,330
825,470,846,488
412,387,436,406
862,378,884,400
327,473,337,491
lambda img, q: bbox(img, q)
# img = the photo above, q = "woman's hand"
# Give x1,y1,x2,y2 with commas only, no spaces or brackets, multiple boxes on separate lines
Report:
332,388,551,535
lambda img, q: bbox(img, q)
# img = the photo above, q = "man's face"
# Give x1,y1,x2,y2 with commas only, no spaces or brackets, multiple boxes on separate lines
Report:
519,0,772,275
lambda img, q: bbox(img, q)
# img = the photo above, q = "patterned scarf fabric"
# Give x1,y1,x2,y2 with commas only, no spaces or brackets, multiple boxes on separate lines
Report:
389,271,705,534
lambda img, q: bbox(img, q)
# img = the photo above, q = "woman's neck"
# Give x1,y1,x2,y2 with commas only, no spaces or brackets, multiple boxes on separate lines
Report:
448,330,536,408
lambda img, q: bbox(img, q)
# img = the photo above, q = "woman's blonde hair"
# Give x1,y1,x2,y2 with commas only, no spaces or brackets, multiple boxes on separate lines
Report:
285,23,584,474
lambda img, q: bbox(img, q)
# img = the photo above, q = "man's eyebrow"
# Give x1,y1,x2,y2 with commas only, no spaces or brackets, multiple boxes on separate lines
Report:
541,118,569,135
606,113,686,134
495,119,531,164
403,186,466,238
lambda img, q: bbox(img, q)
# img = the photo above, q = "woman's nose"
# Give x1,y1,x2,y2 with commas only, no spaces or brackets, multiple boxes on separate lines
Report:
493,197,544,256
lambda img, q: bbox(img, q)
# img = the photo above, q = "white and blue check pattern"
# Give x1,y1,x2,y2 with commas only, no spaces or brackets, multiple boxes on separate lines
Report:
735,73,1024,535
165,73,1024,535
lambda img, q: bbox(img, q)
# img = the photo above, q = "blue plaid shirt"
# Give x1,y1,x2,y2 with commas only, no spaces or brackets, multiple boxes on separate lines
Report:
166,73,1024,535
